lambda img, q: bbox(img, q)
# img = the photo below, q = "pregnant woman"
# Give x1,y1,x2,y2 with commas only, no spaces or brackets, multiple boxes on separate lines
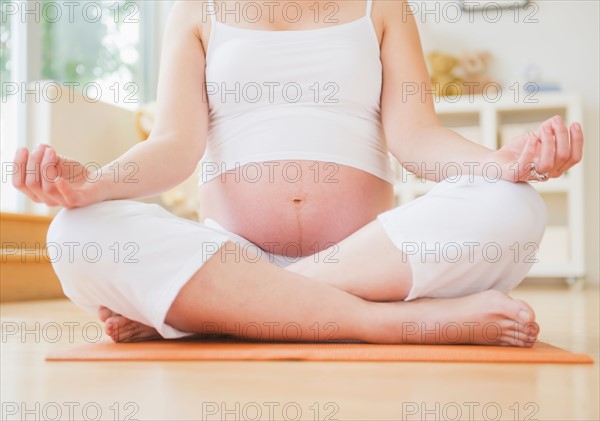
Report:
12,0,583,346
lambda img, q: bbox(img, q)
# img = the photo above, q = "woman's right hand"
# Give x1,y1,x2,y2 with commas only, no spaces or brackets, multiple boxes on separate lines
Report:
12,144,105,209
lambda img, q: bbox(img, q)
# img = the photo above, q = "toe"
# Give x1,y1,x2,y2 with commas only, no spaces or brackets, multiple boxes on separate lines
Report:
517,309,532,324
102,314,161,343
120,324,159,343
97,306,115,322
105,316,129,338
522,320,540,338
502,328,538,347
116,326,139,343
108,318,138,342
513,299,536,323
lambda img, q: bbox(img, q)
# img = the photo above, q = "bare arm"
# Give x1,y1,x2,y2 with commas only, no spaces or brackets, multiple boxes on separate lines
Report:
13,1,210,207
379,1,495,182
379,1,583,183
99,1,209,199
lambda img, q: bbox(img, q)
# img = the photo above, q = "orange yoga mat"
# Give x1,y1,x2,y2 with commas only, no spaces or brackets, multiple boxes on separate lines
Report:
46,340,593,364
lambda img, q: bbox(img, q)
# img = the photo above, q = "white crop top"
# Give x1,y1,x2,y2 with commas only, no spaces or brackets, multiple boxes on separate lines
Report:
199,0,395,184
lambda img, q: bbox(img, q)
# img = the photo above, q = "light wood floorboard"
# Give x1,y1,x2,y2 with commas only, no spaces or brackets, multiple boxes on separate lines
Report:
1,284,598,420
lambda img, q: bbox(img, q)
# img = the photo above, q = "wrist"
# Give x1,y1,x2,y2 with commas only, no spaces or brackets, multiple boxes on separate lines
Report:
88,167,114,203
489,149,521,182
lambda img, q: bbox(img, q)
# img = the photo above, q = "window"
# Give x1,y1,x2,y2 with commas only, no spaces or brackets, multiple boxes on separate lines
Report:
1,0,22,212
40,0,142,107
0,1,12,97
1,0,171,212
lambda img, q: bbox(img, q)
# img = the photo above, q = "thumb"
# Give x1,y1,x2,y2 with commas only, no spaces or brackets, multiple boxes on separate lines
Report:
54,176,88,208
49,149,86,182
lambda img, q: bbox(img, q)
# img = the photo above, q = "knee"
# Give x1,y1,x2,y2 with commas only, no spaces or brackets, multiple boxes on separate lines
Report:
47,203,103,289
472,178,547,247
46,207,87,302
479,180,548,291
47,208,75,246
496,180,546,244
46,200,135,291
47,200,144,241
449,178,547,294
47,207,86,262
47,201,115,247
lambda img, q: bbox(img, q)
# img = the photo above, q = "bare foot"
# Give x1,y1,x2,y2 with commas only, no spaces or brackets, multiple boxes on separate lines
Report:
373,290,539,347
97,306,162,343
96,290,538,346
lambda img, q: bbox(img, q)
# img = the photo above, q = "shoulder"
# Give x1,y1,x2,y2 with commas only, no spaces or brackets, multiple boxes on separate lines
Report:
165,1,211,50
377,0,414,31
369,0,412,46
168,1,210,34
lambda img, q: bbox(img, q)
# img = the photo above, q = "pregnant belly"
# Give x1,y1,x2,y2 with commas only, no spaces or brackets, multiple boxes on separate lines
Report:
198,160,395,257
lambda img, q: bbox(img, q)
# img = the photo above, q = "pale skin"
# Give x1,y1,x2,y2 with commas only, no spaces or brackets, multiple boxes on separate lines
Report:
13,1,583,345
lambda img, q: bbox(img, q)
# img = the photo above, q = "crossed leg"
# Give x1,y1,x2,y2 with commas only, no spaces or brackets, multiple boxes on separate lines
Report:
100,240,538,347
54,177,545,346
286,176,547,305
285,219,413,302
98,215,414,341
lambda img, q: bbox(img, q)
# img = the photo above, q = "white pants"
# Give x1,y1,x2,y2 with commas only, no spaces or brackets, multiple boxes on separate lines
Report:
47,175,547,338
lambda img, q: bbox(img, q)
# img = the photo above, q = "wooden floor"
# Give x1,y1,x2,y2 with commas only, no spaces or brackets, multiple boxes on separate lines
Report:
1,283,598,421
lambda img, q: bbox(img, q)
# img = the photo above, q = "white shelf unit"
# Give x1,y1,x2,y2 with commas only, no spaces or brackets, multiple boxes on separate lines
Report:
391,92,585,282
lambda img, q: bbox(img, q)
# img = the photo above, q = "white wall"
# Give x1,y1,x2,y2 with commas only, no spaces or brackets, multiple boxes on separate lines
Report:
413,0,599,283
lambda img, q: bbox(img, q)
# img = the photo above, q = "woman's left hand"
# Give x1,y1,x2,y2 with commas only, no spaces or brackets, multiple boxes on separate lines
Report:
493,115,584,183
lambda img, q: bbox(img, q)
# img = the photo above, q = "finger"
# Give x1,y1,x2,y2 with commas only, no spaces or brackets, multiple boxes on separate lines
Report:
55,154,86,183
24,145,51,200
11,147,29,189
12,147,44,203
557,122,584,174
551,116,570,175
29,147,61,207
11,147,27,188
528,115,554,140
528,114,559,136
537,122,556,174
40,148,68,208
515,134,539,182
42,147,60,182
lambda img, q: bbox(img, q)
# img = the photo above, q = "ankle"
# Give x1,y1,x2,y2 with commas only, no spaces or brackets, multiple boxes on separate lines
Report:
352,301,392,343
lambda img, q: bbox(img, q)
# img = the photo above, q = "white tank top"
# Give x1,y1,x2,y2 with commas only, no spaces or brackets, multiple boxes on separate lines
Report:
199,0,395,184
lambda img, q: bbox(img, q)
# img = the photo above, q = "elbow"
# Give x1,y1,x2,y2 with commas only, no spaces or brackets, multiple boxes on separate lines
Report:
146,133,206,184
385,123,440,158
398,119,443,139
177,144,205,182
